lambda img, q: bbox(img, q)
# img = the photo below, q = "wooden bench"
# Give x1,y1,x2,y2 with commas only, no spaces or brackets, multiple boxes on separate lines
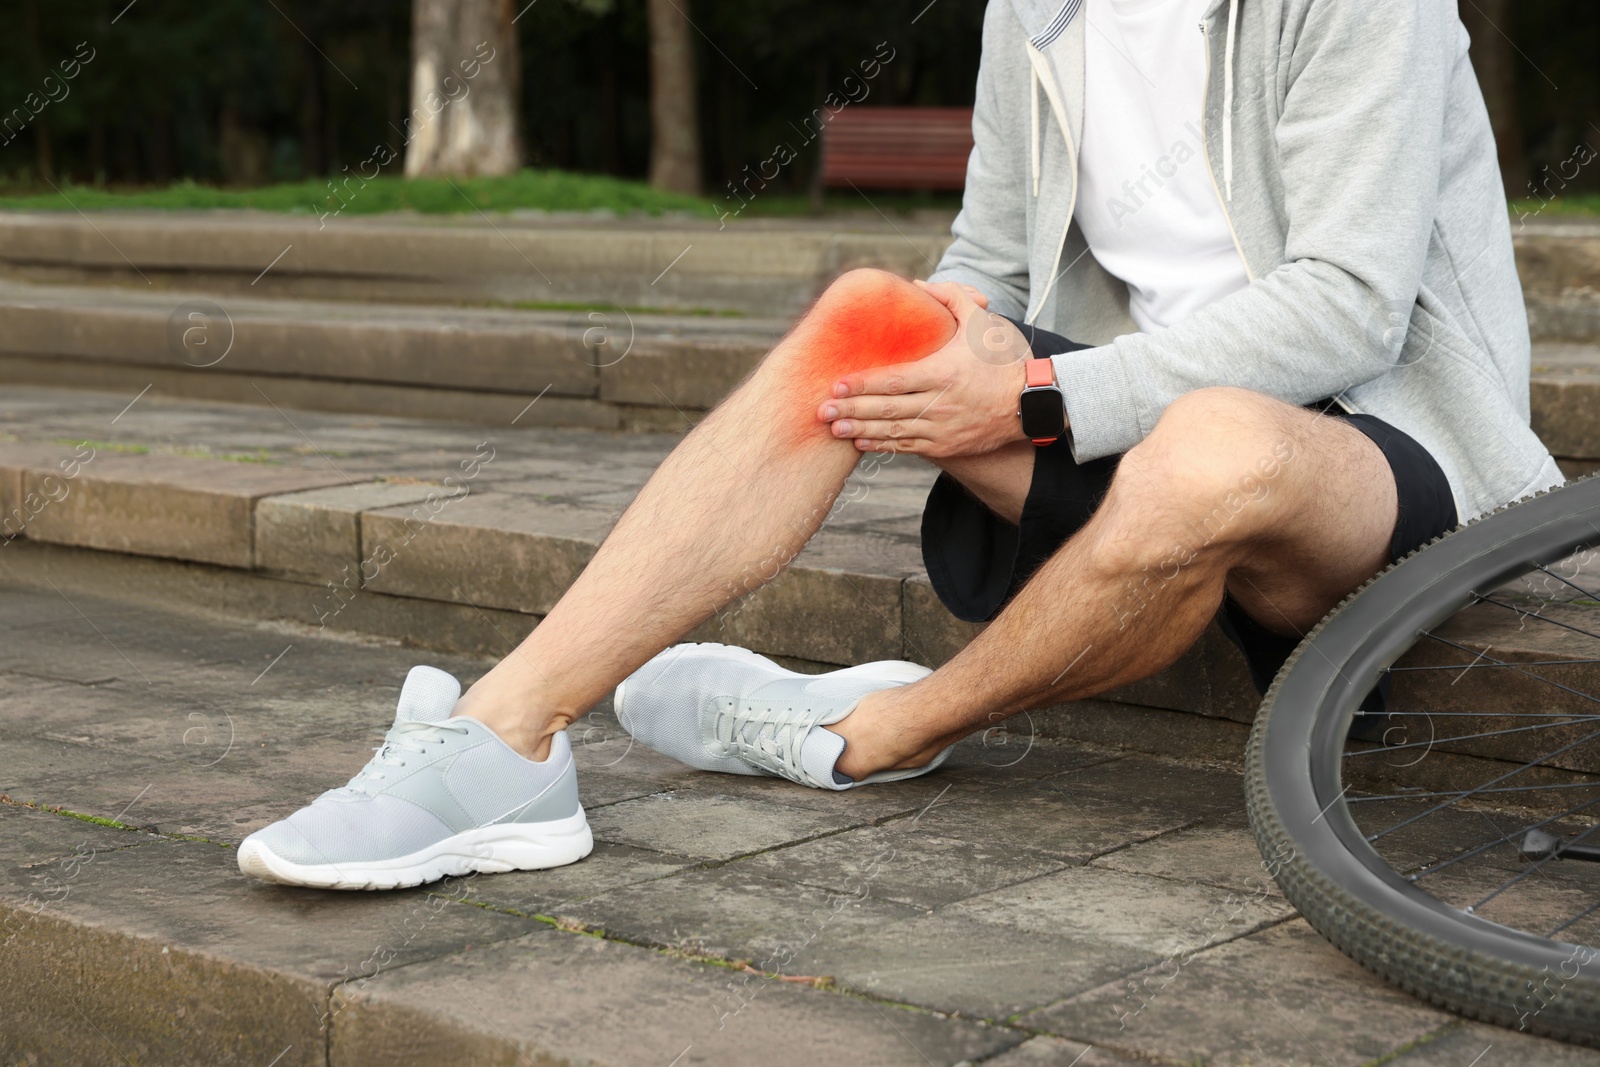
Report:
820,106,975,191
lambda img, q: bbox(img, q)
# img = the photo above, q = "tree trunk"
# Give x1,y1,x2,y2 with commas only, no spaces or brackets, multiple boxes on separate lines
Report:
300,45,326,176
1460,0,1524,199
405,0,524,178
647,0,701,195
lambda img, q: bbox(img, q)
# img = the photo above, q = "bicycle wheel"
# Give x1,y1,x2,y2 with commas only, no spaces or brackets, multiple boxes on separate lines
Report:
1247,472,1600,1044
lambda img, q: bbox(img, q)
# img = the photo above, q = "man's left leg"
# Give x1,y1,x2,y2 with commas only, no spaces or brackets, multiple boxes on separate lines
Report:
827,386,1405,778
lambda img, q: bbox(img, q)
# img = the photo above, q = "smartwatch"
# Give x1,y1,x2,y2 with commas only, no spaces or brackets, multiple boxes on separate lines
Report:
1018,357,1066,445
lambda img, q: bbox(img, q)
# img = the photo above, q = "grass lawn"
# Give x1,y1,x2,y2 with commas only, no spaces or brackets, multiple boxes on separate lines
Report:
1511,195,1600,219
0,170,710,218
0,169,964,220
4,170,1575,221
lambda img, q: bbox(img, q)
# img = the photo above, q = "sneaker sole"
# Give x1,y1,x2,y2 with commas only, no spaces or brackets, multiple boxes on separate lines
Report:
237,810,593,891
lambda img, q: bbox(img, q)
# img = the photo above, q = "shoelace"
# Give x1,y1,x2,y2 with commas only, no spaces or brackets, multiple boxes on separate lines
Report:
714,700,828,786
336,719,471,798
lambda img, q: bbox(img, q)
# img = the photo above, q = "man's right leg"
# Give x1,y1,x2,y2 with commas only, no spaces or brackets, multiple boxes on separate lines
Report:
240,268,967,887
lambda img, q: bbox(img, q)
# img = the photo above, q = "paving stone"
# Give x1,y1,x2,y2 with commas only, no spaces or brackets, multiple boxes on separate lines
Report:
0,804,539,1067
1093,814,1285,897
663,755,997,826
982,1035,1149,1066
795,911,1149,1019
329,925,1022,1067
584,792,863,862
938,733,1123,786
906,756,1246,866
447,842,702,917
22,452,350,568
942,866,1294,958
256,479,450,583
1387,1020,1600,1065
559,866,926,970
732,821,1071,910
1024,919,1456,1066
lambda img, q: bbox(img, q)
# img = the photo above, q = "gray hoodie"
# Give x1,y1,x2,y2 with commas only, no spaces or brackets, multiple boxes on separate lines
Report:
929,0,1562,521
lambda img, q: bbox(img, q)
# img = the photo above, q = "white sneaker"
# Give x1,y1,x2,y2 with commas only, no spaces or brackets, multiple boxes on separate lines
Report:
238,666,592,890
614,643,949,790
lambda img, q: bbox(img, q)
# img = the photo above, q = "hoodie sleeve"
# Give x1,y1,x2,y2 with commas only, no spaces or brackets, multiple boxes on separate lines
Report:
927,2,1032,321
1056,0,1459,461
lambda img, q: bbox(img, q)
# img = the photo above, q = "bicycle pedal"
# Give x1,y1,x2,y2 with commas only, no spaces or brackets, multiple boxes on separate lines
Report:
1518,828,1600,863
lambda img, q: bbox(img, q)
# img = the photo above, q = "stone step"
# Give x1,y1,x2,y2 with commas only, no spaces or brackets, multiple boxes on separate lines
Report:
0,210,950,317
1530,341,1600,463
1514,217,1600,343
2,278,1599,461
0,209,1592,333
2,385,1598,779
0,278,779,428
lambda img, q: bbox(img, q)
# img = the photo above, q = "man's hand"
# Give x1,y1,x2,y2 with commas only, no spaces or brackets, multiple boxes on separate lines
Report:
818,280,1047,458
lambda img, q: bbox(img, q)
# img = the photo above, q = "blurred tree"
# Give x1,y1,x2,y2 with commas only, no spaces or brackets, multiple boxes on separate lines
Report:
405,0,523,176
647,0,700,194
1461,0,1525,199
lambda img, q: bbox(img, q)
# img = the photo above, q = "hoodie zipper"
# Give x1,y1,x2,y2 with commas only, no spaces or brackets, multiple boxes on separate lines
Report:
1198,21,1254,282
1024,40,1081,324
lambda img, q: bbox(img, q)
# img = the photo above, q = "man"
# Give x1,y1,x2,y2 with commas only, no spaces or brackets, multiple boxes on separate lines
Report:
239,0,1560,889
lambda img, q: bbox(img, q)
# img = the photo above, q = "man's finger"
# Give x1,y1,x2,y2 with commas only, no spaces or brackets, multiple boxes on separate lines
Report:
912,280,978,316
833,356,939,399
854,434,927,455
830,417,932,441
819,390,940,423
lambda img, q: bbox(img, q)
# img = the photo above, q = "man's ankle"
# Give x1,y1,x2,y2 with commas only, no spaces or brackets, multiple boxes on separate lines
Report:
830,691,945,780
452,678,572,762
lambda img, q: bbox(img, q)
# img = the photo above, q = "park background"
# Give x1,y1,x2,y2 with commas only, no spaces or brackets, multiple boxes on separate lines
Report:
0,0,1593,216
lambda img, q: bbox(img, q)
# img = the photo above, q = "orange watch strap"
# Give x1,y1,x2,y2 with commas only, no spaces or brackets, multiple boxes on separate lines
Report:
1025,357,1055,388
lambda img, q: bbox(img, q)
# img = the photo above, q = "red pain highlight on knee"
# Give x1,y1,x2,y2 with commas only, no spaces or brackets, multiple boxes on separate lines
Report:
798,272,956,382
781,272,956,439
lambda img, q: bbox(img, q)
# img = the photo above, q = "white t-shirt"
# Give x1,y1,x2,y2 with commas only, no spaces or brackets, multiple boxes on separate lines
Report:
1073,0,1249,334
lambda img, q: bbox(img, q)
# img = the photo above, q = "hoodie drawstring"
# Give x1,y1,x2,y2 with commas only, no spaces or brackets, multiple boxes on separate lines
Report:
1221,0,1238,201
1030,63,1041,198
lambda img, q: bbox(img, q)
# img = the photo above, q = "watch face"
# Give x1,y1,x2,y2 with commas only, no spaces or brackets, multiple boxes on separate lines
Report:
1019,388,1066,439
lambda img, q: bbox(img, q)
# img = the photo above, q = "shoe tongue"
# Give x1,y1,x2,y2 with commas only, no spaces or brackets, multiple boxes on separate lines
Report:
799,726,849,789
394,665,461,724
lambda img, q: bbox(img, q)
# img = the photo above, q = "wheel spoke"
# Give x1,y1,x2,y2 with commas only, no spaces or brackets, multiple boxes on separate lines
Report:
1365,724,1600,843
1344,715,1600,756
1401,793,1600,881
1417,631,1600,711
1475,594,1600,646
1386,658,1600,673
1530,561,1600,603
1346,781,1600,803
1549,898,1600,938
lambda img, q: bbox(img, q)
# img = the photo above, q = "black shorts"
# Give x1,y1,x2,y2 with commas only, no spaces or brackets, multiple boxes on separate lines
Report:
920,321,1459,708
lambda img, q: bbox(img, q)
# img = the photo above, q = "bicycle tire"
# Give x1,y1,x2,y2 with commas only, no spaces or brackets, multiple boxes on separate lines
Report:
1246,471,1600,1044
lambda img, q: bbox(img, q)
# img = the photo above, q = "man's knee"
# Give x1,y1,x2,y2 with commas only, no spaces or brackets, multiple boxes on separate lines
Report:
1106,388,1303,557
771,268,956,384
